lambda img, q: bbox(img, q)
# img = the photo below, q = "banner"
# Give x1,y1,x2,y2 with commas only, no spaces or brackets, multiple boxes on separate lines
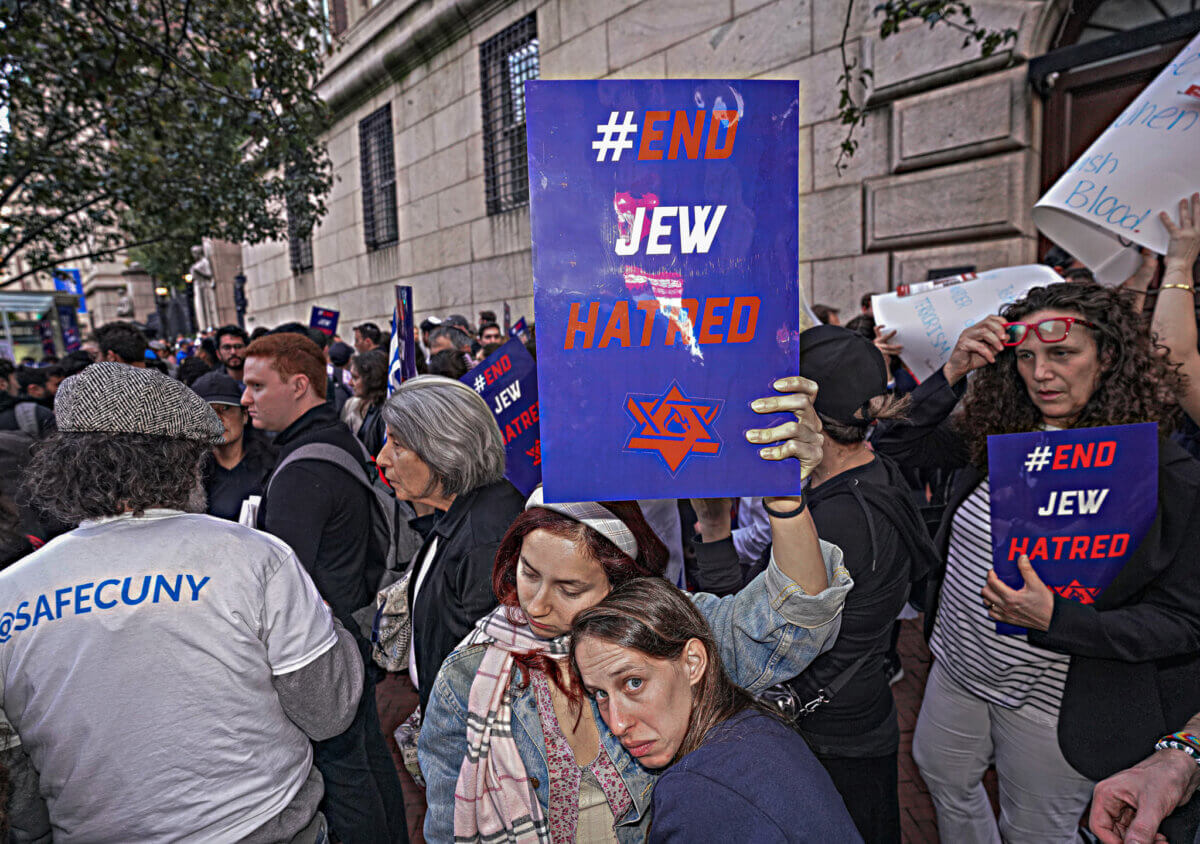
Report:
462,337,541,495
1033,32,1200,284
53,268,86,314
527,79,801,502
388,285,417,394
871,265,1063,382
309,306,339,337
509,317,528,340
987,423,1157,634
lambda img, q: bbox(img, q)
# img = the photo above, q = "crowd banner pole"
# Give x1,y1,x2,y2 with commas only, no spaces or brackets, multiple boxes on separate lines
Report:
1033,32,1200,285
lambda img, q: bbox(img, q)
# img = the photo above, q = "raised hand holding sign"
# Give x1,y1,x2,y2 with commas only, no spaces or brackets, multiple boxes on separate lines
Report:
983,554,1055,632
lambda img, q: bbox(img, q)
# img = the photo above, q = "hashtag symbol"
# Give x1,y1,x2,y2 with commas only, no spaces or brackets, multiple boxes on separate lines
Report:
592,111,638,162
1024,445,1052,472
473,375,486,393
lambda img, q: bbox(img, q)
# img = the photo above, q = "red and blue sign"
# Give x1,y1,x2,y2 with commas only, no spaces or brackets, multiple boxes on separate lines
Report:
526,80,801,501
987,423,1158,634
461,337,541,496
309,306,339,337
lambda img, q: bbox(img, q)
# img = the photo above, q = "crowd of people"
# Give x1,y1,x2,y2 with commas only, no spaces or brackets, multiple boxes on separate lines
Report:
1,194,1199,844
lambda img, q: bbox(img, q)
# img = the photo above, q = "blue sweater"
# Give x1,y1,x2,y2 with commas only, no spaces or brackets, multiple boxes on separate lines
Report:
649,709,862,843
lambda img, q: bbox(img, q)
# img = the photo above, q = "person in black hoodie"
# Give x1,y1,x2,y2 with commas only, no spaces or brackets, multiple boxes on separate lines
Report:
192,371,276,521
242,333,409,844
691,325,935,843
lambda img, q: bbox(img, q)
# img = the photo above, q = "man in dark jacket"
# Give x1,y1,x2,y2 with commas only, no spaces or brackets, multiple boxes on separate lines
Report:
242,333,408,844
0,360,55,436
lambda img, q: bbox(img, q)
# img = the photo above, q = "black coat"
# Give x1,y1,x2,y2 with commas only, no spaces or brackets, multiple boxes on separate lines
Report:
409,479,524,712
873,368,1200,781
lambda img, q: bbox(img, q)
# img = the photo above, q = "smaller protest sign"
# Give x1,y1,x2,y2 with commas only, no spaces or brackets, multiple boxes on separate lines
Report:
53,269,86,314
503,301,512,335
309,306,339,337
987,423,1158,634
461,337,541,495
1033,32,1200,284
871,265,1062,382
509,317,528,341
388,285,417,393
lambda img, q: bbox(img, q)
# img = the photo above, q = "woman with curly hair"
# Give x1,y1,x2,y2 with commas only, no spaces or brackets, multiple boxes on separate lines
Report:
874,279,1200,843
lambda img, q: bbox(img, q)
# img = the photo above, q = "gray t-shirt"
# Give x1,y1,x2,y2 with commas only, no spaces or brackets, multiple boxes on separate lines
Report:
0,510,338,842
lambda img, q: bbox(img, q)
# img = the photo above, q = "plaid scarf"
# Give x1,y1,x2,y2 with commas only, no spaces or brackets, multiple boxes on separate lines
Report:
453,606,570,843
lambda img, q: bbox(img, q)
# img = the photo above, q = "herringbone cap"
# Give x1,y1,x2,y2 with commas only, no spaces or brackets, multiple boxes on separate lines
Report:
55,362,225,444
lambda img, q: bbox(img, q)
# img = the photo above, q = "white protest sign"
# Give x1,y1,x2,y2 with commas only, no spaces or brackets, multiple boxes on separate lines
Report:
1033,32,1200,285
872,265,1063,382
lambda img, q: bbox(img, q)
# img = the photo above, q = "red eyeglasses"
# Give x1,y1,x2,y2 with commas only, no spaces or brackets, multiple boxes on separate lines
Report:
1002,317,1097,347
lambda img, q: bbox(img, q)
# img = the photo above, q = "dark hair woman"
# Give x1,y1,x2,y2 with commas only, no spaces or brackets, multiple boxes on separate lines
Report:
873,280,1200,843
571,577,861,843
349,349,388,458
417,377,854,843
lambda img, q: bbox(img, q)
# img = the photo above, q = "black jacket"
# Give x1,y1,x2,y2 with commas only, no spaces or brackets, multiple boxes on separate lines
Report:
257,404,380,637
0,393,55,437
409,479,524,711
202,428,277,521
357,402,386,460
874,368,1200,781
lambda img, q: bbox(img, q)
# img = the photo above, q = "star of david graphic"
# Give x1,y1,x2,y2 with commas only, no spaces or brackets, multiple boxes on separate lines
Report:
623,380,722,475
527,439,542,466
1052,580,1101,605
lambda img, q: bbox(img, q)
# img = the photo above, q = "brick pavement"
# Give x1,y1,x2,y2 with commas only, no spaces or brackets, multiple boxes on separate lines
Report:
373,617,996,844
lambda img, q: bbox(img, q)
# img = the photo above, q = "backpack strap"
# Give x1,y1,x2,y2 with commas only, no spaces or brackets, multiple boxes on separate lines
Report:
14,402,38,437
267,441,374,496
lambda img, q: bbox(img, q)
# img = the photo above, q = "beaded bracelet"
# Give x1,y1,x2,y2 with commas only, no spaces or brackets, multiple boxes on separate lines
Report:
1155,731,1200,767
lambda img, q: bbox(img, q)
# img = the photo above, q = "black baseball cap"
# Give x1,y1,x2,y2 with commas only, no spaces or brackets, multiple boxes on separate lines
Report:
190,371,244,407
797,325,887,426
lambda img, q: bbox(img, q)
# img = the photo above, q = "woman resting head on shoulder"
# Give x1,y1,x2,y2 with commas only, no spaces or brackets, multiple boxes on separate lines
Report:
572,577,862,843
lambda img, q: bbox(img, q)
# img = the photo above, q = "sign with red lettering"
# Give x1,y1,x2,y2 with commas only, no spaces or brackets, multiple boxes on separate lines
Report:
526,80,801,501
987,423,1158,634
461,337,541,496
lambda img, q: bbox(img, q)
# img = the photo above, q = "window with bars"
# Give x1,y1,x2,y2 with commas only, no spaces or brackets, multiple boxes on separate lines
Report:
479,15,538,216
288,213,314,273
359,104,399,250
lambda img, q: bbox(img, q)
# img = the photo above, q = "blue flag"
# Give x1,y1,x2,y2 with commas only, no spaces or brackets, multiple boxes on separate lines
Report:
462,338,541,495
389,285,417,395
987,423,1158,634
526,79,801,502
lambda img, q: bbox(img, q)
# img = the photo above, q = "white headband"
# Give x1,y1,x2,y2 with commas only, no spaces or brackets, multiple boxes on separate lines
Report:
524,486,639,560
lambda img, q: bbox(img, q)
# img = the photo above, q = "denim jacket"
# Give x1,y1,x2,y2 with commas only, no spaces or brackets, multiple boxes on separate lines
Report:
418,540,853,843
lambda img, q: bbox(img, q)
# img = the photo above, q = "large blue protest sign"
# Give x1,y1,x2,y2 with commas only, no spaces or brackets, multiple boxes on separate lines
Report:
987,423,1158,634
309,306,339,337
526,80,801,502
462,337,541,496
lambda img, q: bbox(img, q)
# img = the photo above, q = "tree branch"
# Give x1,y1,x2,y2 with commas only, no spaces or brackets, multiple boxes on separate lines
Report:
0,235,173,289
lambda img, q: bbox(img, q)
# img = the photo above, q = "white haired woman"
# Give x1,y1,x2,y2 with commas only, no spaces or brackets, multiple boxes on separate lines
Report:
376,375,525,713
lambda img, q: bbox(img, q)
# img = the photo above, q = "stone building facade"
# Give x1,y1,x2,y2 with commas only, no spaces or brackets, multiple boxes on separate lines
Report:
240,0,1200,332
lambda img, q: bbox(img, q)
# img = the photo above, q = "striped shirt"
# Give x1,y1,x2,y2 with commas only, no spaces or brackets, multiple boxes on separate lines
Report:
930,479,1070,722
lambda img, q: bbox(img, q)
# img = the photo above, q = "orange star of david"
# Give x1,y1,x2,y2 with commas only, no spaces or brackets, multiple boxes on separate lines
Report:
1052,579,1100,605
624,381,722,475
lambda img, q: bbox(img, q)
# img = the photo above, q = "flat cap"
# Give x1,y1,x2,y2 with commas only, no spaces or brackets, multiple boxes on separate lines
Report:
55,361,225,444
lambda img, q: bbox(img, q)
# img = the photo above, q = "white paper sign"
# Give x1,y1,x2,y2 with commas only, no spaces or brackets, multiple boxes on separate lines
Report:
872,265,1063,382
1033,32,1200,285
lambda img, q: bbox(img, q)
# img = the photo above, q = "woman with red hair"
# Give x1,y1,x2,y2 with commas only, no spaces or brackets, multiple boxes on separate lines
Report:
418,377,855,843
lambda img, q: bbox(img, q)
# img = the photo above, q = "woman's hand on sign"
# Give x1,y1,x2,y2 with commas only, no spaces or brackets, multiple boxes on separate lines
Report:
874,325,903,368
982,554,1055,632
1161,192,1200,273
943,315,1007,387
747,376,824,482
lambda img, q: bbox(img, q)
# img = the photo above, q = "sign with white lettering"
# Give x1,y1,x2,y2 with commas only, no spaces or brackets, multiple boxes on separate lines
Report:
871,265,1062,382
526,79,801,501
461,338,541,496
1033,32,1200,284
987,423,1158,634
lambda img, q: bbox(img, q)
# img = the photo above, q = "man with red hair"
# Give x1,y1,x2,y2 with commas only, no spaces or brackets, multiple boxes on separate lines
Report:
243,332,409,844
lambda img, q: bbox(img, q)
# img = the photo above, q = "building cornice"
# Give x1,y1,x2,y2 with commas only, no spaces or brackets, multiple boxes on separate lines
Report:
317,0,513,118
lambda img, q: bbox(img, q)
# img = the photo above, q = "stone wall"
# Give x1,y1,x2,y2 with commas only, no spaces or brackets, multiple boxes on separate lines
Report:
242,0,1055,334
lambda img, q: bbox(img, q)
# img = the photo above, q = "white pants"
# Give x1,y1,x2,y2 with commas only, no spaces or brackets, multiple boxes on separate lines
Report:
913,660,1094,844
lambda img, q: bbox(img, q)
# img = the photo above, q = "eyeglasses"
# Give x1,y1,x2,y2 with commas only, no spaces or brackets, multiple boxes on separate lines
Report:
1001,317,1097,347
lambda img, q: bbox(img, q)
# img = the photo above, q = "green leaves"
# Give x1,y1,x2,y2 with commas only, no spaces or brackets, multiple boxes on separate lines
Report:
0,0,333,284
835,1,1017,174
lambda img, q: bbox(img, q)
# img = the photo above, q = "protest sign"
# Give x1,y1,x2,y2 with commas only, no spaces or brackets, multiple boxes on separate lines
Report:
462,337,541,495
527,79,801,502
388,285,417,393
53,269,86,314
987,423,1157,634
1033,32,1200,285
309,306,339,337
871,265,1062,382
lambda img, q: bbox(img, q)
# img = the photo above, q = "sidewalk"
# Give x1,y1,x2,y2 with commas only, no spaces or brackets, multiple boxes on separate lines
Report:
375,618,971,844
